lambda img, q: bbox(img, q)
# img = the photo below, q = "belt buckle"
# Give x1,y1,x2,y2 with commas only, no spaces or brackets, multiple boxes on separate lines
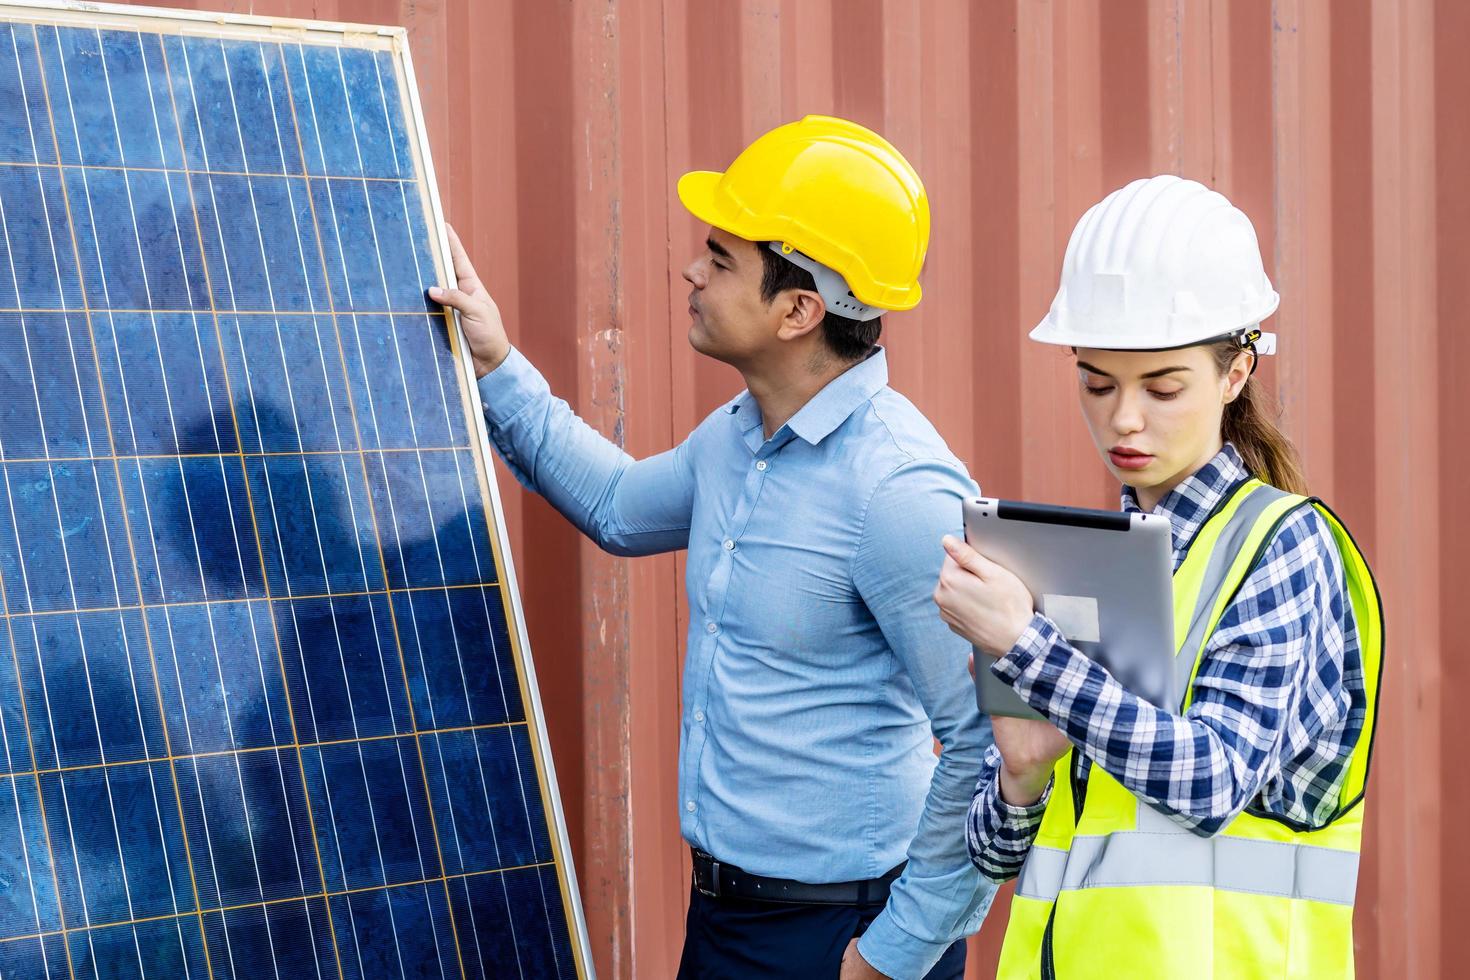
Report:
694,853,723,900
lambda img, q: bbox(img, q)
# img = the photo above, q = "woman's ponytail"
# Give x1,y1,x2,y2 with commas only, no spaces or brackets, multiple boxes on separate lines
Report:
1212,340,1309,495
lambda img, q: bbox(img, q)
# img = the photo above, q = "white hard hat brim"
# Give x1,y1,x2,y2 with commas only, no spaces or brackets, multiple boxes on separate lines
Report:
1028,291,1281,351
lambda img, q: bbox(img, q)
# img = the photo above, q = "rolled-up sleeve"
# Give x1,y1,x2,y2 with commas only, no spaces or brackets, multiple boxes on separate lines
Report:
477,346,693,557
966,744,1051,882
851,458,996,979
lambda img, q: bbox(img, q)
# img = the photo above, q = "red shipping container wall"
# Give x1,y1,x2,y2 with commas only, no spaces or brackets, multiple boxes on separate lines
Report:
122,2,1470,977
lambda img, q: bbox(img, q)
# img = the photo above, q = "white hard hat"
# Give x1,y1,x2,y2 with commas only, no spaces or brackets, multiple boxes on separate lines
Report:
1030,175,1279,354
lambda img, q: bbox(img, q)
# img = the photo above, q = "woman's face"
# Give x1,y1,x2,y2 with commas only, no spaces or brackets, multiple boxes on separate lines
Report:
1073,344,1252,506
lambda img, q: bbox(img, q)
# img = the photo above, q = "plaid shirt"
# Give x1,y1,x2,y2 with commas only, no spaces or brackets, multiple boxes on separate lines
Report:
967,445,1366,882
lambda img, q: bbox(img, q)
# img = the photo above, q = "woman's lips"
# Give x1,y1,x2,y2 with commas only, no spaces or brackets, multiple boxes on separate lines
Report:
1108,448,1154,470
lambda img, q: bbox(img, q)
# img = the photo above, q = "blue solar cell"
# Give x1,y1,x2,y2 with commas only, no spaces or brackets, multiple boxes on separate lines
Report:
274,591,412,745
0,774,62,938
289,44,409,180
367,449,497,590
396,587,522,729
340,315,467,451
0,23,54,165
0,459,137,614
330,882,459,979
147,598,293,754
202,898,339,980
90,312,234,456
450,865,573,980
246,452,384,597
176,748,319,909
68,915,211,980
0,8,584,976
303,735,439,892
217,314,362,454
0,164,82,310
10,608,167,771
120,455,262,605
41,760,197,925
0,312,109,461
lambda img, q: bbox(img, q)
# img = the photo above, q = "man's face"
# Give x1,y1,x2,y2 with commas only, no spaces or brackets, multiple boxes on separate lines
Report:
681,228,783,366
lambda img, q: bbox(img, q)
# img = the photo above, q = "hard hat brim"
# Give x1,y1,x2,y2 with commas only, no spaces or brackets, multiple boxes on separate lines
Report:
676,168,922,312
1029,292,1281,351
677,170,728,233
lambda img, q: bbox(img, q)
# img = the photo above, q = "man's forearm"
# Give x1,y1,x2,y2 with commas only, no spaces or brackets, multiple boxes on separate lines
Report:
478,347,692,555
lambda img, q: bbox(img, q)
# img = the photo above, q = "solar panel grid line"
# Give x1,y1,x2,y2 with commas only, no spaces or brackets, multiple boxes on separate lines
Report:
0,579,510,627
0,857,561,953
395,28,595,977
1,25,175,978
278,36,471,980
60,26,269,980
0,717,527,788
66,22,275,979
336,44,536,978
0,4,590,975
171,31,400,980
0,309,454,315
0,158,460,184
0,134,70,980
238,36,444,979
22,19,210,980
0,446,481,468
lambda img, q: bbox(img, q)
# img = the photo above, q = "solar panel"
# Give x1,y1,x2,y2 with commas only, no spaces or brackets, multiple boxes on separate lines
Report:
0,2,591,977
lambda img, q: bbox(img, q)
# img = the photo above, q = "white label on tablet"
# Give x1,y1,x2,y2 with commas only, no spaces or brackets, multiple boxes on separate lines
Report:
1041,594,1101,644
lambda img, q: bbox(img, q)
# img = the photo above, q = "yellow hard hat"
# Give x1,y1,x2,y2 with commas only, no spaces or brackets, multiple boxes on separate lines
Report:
678,115,930,313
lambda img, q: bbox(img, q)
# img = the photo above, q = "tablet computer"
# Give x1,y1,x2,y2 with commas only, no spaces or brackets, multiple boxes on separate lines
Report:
962,497,1176,720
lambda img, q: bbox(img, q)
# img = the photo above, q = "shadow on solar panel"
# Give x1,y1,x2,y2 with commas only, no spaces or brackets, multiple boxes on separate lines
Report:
0,2,591,977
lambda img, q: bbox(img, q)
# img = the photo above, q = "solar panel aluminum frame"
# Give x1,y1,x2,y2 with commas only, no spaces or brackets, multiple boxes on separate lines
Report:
0,0,595,975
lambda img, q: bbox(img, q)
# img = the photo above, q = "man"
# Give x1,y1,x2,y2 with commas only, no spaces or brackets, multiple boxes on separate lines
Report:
429,115,994,979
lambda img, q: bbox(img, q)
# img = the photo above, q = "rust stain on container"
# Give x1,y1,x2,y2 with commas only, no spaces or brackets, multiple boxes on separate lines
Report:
124,2,1468,977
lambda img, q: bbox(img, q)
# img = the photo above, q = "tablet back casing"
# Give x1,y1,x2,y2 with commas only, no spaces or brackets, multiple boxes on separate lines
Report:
963,498,1175,721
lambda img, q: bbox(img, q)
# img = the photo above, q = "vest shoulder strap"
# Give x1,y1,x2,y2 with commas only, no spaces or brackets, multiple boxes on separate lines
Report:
1174,480,1308,708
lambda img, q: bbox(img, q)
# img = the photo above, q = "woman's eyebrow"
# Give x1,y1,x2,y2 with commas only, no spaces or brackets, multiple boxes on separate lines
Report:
1075,361,1191,380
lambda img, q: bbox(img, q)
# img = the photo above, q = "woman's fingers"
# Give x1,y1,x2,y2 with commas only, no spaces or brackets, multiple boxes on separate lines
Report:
941,534,1000,578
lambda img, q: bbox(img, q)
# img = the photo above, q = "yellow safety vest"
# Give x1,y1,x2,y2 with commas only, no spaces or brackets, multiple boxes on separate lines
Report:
998,479,1384,979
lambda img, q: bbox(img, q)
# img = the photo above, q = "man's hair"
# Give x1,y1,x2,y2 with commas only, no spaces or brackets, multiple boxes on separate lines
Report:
758,244,881,361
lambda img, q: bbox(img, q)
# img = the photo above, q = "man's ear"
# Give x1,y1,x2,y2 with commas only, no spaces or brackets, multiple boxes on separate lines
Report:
775,289,826,342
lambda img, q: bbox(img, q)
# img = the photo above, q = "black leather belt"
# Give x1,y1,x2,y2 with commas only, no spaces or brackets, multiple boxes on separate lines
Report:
691,848,905,906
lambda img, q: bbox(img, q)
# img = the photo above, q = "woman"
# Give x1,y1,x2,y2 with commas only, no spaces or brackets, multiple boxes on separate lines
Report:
934,175,1382,978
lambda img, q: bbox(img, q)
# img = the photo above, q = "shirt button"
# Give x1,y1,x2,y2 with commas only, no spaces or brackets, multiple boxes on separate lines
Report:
723,539,735,551
694,710,705,723
755,460,768,471
706,622,718,634
685,800,696,813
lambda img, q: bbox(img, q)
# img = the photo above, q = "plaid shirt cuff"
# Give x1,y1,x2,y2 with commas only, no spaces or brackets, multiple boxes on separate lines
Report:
967,746,1051,883
990,613,1061,687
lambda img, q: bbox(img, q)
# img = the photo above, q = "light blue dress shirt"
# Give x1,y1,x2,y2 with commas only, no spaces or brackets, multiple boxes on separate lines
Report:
478,345,995,978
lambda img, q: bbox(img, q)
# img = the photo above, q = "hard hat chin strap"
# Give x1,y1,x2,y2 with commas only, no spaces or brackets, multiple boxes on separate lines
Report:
768,242,885,322
1239,327,1277,357
1236,327,1277,376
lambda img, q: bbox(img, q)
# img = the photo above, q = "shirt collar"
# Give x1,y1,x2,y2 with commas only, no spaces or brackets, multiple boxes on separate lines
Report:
724,346,890,446
1121,443,1250,553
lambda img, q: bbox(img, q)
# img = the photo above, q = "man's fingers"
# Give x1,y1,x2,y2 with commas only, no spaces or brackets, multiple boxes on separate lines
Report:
428,285,476,315
443,223,482,291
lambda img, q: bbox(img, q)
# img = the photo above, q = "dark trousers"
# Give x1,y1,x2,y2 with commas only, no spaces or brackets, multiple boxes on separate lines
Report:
676,879,967,979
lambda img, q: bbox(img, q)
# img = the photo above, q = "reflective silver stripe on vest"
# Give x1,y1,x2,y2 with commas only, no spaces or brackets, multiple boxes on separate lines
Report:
1015,829,1360,907
1173,483,1295,700
1015,844,1069,901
